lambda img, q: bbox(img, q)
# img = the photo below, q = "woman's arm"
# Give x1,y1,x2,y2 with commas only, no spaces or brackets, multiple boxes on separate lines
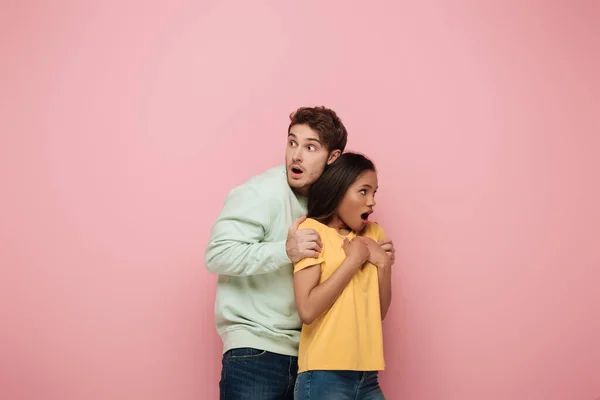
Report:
360,237,393,320
377,260,392,320
293,238,367,325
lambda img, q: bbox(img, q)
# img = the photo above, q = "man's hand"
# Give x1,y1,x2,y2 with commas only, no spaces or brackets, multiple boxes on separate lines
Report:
377,238,395,265
286,216,323,263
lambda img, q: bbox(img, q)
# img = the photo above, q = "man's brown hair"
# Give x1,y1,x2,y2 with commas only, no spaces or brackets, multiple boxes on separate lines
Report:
288,106,348,152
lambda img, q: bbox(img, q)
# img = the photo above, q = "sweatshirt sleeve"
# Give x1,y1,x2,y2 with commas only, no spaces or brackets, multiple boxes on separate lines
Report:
204,184,291,276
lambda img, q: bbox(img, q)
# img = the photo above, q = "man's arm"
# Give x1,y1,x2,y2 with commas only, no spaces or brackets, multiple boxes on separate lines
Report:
205,184,290,276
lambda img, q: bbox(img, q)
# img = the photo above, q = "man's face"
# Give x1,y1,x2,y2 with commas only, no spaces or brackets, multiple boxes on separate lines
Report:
285,124,340,196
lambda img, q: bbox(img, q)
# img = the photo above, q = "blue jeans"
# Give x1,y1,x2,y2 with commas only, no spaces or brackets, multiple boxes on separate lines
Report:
219,348,298,400
294,370,385,399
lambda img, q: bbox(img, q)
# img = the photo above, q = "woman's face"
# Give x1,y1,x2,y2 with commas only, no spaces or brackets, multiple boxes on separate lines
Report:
336,170,378,233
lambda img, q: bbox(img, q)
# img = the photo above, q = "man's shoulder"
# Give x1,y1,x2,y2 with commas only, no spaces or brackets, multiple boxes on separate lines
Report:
245,164,287,187
226,164,288,201
247,165,292,201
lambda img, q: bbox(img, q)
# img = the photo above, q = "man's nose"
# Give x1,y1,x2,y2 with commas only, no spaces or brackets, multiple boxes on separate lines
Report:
293,148,303,162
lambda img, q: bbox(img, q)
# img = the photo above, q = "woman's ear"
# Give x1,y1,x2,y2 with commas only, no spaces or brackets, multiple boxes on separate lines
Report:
327,149,341,164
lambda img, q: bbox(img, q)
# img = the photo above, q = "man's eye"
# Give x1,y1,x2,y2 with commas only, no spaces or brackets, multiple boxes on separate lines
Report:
307,145,316,151
289,141,297,147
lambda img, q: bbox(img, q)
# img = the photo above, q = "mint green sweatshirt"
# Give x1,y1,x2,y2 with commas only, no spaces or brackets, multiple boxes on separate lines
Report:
205,165,308,356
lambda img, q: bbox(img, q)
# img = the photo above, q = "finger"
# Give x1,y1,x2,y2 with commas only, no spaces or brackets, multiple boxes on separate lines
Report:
314,241,323,252
303,232,320,242
298,228,319,237
380,243,393,251
307,242,322,252
304,250,320,258
290,215,307,231
378,238,392,246
301,234,322,251
361,237,377,246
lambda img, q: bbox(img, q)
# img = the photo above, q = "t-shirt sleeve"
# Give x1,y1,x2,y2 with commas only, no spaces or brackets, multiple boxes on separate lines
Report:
371,222,387,242
293,219,325,273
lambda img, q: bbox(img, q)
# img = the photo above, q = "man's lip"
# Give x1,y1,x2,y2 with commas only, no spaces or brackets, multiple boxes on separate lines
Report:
290,165,304,173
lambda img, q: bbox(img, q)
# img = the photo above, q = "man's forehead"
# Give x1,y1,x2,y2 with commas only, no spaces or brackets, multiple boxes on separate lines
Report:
289,125,321,141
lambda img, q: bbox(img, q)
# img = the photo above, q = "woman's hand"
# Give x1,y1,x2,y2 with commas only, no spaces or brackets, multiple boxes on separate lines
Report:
343,237,369,266
359,237,392,268
377,238,395,265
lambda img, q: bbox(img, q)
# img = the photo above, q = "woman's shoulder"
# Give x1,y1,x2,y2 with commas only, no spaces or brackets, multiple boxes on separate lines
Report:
298,217,327,230
361,221,385,240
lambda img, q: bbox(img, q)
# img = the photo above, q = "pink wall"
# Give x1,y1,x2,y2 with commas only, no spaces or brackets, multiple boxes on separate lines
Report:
1,1,599,399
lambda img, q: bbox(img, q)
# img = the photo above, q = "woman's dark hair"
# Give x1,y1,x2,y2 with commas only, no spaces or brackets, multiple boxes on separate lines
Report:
307,152,376,224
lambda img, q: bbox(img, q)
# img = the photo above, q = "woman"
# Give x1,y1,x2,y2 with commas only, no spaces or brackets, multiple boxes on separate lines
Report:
293,152,393,399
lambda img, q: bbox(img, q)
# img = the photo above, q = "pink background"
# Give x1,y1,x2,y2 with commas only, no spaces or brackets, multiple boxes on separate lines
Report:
1,1,599,399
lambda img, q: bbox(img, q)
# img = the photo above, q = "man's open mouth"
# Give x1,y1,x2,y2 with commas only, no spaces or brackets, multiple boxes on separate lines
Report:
291,166,303,175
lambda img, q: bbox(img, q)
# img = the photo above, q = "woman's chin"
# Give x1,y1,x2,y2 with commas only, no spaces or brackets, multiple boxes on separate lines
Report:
352,222,367,233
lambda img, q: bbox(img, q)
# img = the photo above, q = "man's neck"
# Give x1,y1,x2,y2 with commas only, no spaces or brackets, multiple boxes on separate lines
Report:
292,187,309,198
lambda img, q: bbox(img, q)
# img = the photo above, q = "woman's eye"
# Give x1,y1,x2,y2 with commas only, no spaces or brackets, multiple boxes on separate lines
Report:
360,189,367,195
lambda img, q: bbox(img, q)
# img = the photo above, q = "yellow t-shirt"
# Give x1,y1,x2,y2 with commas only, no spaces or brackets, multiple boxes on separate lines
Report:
293,218,386,373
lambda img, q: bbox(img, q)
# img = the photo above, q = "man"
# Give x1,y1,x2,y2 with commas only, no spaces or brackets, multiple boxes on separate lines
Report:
205,106,395,399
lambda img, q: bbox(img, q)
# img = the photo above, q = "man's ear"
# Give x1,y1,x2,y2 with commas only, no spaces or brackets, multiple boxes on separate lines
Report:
327,149,341,164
